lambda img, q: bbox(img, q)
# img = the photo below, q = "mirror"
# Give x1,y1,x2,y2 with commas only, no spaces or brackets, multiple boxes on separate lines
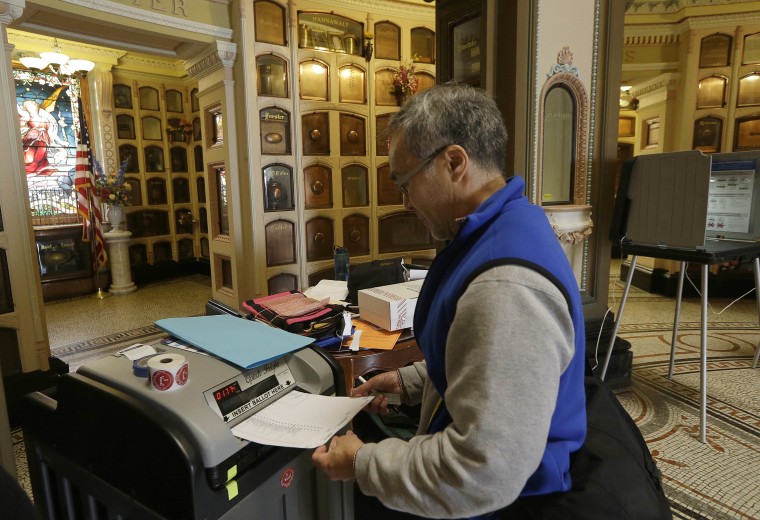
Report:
541,85,575,205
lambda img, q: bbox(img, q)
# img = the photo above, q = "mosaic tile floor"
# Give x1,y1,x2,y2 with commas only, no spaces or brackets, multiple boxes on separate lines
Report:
608,263,760,520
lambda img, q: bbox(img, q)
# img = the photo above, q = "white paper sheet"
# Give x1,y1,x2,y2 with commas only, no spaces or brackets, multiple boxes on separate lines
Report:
231,392,373,449
303,279,349,304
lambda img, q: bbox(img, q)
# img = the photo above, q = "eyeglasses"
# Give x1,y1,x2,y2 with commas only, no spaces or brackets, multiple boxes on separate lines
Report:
391,144,452,196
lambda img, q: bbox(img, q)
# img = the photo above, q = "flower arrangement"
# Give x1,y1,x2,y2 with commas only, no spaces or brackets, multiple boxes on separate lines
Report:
166,120,193,134
93,158,132,206
392,57,419,96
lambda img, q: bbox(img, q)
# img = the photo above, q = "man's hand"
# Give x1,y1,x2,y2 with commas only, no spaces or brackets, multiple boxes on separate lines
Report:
312,430,364,480
352,371,402,415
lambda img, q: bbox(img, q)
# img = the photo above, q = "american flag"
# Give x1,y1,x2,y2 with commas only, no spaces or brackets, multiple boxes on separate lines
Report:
74,144,107,268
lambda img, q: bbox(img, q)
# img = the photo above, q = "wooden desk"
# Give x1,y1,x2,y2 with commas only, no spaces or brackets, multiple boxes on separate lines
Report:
329,338,423,395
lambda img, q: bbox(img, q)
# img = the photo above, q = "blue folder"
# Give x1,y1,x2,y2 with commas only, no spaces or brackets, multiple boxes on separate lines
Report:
155,315,314,369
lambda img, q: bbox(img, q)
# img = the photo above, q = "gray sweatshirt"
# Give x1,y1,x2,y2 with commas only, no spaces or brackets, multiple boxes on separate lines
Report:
355,265,576,518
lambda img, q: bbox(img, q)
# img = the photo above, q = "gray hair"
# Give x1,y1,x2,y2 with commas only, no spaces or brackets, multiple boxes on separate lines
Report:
387,83,508,173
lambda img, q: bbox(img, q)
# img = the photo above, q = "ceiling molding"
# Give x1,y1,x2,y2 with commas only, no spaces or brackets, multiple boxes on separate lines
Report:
302,0,434,18
59,0,232,40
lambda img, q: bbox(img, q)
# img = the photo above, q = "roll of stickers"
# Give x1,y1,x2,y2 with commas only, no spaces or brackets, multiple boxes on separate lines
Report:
148,353,189,391
133,356,153,378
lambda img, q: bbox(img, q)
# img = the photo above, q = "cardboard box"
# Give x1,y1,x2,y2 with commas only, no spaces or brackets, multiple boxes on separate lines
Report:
358,279,424,331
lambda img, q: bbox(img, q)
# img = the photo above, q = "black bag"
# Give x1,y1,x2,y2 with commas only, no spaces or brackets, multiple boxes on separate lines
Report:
498,370,672,519
347,258,406,304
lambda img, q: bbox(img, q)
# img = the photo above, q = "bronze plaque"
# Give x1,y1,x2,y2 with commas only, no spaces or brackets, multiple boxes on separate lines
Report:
120,145,139,173
305,216,334,261
114,84,132,109
257,56,288,97
375,69,397,106
339,114,366,156
145,146,164,172
308,267,335,287
126,178,142,206
453,15,482,86
734,116,760,150
738,74,760,107
263,164,294,212
147,178,167,205
153,241,172,263
166,89,183,113
696,76,727,109
116,115,135,139
378,211,434,253
170,147,188,172
744,32,760,64
304,164,333,209
377,163,402,205
343,214,369,257
411,27,435,64
175,209,193,234
268,273,298,295
299,60,329,100
254,0,286,45
260,107,291,155
376,114,391,156
265,220,296,266
375,21,400,60
693,117,722,153
417,71,436,93
699,34,731,68
194,145,204,172
139,87,159,111
341,165,369,207
215,167,229,235
618,117,635,138
339,65,366,104
172,178,190,203
142,117,162,141
302,112,330,155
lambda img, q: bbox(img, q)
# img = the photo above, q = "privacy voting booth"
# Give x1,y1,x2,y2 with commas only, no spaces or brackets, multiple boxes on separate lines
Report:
21,341,354,520
605,149,760,444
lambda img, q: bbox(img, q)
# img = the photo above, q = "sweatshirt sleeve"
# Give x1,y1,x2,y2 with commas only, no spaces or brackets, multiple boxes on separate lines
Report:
354,265,576,518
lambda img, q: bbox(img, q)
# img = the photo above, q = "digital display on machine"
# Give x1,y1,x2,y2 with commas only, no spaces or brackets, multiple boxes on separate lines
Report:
214,375,280,417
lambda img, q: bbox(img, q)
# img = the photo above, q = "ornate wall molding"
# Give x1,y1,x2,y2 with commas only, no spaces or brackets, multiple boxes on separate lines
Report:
186,41,237,79
628,0,757,15
0,0,24,26
537,46,590,207
548,213,594,245
624,34,680,46
631,75,681,98
60,0,232,39
304,0,434,18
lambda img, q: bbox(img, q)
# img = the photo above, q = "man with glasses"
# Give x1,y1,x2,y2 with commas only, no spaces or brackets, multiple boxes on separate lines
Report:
313,83,587,519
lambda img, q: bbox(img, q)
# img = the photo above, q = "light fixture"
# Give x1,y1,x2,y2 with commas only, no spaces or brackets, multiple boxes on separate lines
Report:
19,39,95,75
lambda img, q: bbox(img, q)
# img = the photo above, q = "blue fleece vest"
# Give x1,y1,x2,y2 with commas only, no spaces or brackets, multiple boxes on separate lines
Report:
413,176,587,507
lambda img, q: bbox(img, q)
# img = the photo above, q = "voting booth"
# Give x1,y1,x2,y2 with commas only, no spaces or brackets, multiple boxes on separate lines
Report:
22,344,353,520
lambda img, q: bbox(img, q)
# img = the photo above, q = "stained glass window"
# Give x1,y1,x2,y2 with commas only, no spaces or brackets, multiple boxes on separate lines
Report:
14,69,81,224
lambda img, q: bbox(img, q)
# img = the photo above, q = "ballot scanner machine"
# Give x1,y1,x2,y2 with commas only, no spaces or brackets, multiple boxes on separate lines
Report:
21,345,353,520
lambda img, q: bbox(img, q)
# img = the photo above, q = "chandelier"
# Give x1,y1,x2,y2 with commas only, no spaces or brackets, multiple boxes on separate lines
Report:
19,39,95,75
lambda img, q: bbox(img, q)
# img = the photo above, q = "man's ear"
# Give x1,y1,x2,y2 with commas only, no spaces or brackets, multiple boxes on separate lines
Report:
445,145,468,183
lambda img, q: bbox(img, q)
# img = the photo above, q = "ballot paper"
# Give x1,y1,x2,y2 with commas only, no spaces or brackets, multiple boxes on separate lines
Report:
231,392,374,449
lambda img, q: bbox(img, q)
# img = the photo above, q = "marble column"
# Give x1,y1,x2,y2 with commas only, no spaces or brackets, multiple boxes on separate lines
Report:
104,230,137,294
